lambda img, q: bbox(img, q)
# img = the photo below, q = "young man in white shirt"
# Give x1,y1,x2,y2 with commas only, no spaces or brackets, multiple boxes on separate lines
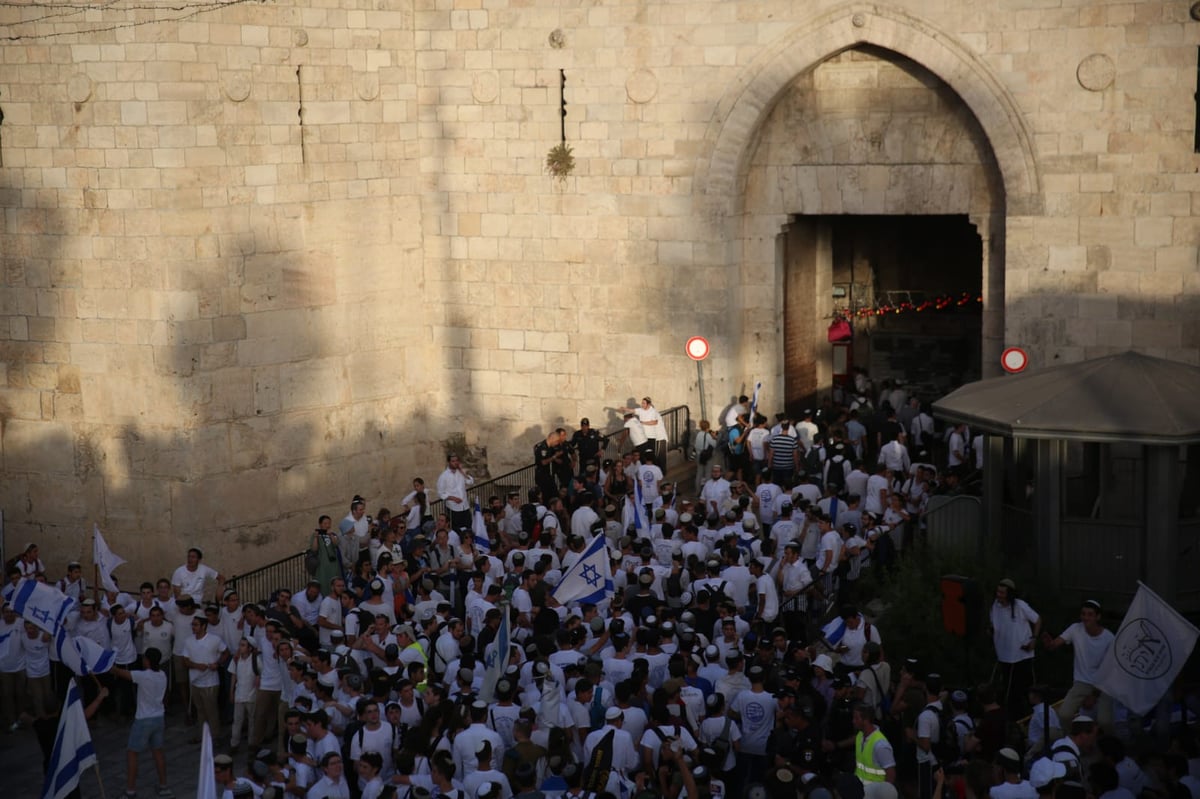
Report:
111,647,172,798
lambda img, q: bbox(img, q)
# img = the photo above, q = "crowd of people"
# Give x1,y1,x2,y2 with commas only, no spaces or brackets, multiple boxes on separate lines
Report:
1,374,1198,799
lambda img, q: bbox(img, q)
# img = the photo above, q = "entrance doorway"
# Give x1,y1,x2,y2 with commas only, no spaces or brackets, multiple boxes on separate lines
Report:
782,214,982,415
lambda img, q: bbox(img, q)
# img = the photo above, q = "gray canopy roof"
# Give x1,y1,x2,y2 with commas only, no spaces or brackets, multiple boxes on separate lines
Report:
932,351,1200,444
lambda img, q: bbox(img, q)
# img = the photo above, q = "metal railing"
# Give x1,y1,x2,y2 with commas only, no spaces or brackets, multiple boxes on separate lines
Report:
430,404,692,516
225,405,692,596
225,549,313,606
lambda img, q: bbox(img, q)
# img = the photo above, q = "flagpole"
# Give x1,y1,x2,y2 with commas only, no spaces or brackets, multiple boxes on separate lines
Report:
93,763,107,799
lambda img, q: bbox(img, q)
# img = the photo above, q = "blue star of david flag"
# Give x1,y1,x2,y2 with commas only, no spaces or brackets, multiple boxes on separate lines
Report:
750,381,763,419
472,500,490,554
13,580,76,636
41,678,97,799
478,606,510,703
633,474,649,533
552,532,614,606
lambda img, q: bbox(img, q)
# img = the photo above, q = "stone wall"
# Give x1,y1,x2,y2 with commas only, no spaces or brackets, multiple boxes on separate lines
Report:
1,0,1198,577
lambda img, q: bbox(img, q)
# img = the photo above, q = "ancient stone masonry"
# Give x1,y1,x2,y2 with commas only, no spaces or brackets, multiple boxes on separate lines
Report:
1,0,1198,575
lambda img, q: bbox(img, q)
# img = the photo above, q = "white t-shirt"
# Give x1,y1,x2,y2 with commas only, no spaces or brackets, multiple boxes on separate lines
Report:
182,631,228,688
172,563,218,603
989,781,1038,799
730,688,777,755
916,701,941,764
1060,622,1114,684
639,724,697,768
991,599,1039,663
639,464,664,499
131,668,168,720
754,574,779,622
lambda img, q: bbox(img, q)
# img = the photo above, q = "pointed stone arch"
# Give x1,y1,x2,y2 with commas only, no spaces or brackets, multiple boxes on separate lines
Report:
695,3,1041,218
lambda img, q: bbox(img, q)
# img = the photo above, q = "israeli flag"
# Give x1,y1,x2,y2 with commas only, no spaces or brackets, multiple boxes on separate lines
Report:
53,627,116,675
41,678,97,799
552,533,614,606
821,616,847,646
633,476,649,534
478,607,510,703
750,381,763,418
13,580,76,636
472,500,490,553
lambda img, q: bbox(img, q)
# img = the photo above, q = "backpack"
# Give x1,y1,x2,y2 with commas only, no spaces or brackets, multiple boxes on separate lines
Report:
825,460,846,494
1050,742,1083,784
582,727,615,793
923,702,960,766
520,504,542,539
708,580,732,608
805,448,823,479
708,715,734,767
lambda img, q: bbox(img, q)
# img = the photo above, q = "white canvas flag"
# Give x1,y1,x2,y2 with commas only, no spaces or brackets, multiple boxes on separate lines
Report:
92,524,126,594
1093,582,1199,716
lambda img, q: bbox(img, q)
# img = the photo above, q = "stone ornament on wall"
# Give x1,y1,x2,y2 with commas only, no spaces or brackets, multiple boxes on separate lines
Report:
222,72,252,103
356,73,380,102
472,71,499,104
293,29,309,47
548,29,565,49
1077,54,1115,92
626,69,658,104
67,74,93,104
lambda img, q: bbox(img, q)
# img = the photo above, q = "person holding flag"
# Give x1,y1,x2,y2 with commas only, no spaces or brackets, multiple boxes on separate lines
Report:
1042,600,1115,732
37,677,108,799
552,533,614,609
110,647,173,798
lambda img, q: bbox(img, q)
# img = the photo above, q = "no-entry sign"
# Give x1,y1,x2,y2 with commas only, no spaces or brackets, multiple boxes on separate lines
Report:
1001,347,1028,373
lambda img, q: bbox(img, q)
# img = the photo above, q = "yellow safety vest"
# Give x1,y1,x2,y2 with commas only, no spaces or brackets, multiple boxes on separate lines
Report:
855,728,888,783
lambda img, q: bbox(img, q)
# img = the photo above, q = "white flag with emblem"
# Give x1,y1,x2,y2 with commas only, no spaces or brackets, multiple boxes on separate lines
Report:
93,524,126,594
1093,582,1199,716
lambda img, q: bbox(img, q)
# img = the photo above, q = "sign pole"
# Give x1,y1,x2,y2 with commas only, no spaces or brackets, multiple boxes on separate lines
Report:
685,336,711,424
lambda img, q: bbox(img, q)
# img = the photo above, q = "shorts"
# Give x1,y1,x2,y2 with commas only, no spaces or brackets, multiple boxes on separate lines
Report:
128,715,165,752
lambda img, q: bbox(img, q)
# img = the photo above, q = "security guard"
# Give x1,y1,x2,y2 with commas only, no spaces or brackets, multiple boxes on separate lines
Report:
853,702,897,784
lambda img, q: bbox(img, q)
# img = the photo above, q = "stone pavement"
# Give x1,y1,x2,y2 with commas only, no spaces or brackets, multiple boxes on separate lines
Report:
1,705,215,799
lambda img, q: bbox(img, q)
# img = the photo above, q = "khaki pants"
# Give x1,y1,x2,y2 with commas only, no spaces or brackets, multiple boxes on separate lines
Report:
191,684,220,737
27,674,55,719
250,689,279,749
1058,680,1114,733
0,671,26,728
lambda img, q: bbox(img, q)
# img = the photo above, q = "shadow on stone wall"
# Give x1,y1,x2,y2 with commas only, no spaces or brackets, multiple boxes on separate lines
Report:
0,188,419,583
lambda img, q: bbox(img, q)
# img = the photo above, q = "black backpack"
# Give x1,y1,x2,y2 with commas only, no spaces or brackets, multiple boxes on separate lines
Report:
582,728,615,793
825,460,846,494
923,702,960,765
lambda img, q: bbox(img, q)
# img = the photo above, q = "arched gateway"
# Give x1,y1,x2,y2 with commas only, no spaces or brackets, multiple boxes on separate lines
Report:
695,3,1041,408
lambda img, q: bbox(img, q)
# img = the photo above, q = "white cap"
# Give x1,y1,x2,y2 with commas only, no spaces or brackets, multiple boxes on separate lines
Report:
605,706,622,721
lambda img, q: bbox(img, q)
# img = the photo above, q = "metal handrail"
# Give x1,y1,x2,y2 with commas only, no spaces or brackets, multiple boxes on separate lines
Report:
225,405,692,597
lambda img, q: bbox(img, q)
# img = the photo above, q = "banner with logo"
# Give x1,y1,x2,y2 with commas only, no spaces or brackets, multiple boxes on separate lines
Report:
1093,582,1199,716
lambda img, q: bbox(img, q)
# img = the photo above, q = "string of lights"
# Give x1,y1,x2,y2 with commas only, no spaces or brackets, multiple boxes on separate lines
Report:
835,291,982,319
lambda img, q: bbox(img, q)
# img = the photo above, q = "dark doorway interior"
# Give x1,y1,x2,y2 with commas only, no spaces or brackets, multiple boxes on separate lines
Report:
783,215,982,415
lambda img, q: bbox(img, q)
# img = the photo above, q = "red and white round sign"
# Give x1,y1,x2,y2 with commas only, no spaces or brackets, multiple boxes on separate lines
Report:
1001,347,1028,373
685,336,710,361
